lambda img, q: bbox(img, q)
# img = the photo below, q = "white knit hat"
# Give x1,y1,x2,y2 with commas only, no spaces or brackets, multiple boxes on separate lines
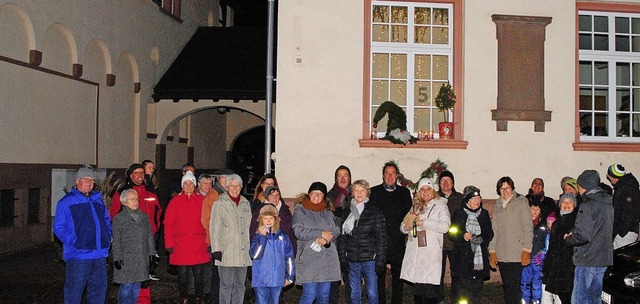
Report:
181,171,197,187
418,178,438,192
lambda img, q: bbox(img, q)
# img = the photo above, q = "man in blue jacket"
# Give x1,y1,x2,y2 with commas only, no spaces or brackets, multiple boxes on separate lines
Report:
53,165,112,304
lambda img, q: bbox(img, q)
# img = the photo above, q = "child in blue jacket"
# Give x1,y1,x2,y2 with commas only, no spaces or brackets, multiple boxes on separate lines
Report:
521,200,550,304
250,204,295,304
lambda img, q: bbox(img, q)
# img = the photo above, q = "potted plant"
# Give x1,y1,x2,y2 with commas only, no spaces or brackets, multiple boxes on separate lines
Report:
434,82,456,139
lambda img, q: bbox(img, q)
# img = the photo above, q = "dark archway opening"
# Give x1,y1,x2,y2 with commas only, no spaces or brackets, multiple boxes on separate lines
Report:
230,125,275,199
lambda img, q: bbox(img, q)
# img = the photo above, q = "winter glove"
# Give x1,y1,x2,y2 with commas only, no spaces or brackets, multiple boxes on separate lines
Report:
212,251,223,262
114,260,123,270
532,252,546,266
470,235,483,245
521,250,531,266
166,248,174,254
489,252,498,270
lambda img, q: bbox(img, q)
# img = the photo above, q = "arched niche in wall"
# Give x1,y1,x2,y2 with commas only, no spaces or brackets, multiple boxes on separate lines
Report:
41,22,77,75
0,3,34,62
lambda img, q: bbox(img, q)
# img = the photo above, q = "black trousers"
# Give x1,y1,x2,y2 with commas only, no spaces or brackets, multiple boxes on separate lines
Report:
177,263,207,299
498,262,523,304
376,259,404,304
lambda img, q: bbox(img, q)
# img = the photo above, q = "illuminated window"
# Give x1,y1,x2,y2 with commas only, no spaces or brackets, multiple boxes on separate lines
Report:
370,1,453,138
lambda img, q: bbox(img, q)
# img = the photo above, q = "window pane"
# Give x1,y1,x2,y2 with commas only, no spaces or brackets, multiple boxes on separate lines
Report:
617,112,631,137
391,25,407,42
594,34,609,50
579,15,592,31
580,88,593,111
415,54,431,79
432,27,449,44
415,81,431,105
433,55,449,80
579,33,592,50
373,5,389,22
633,114,640,137
0,189,15,227
617,88,631,112
390,54,407,78
580,61,593,85
28,188,40,224
594,62,608,85
616,17,629,33
595,112,609,136
433,9,448,26
372,106,389,132
390,80,407,106
595,88,608,111
616,35,630,52
372,53,389,78
617,62,630,86
594,15,608,32
372,80,389,105
373,25,389,42
414,108,431,133
415,26,431,44
633,18,640,34
633,36,640,52
634,88,640,111
415,7,431,25
391,6,408,23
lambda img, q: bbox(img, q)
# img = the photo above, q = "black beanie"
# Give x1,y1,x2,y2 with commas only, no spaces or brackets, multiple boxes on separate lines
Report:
126,163,144,177
439,170,455,185
308,182,328,196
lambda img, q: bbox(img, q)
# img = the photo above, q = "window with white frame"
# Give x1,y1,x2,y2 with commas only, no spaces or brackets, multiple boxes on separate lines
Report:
579,11,640,140
370,1,453,138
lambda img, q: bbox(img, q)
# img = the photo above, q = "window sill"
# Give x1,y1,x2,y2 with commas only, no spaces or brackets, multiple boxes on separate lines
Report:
359,139,468,149
573,142,640,152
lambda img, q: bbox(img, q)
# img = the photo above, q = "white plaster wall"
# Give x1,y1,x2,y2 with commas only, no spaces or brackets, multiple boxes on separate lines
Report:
275,0,640,199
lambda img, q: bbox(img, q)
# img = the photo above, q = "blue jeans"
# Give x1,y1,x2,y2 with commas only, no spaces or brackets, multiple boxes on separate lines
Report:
64,258,108,304
572,266,606,304
254,286,282,304
348,260,378,304
118,282,141,304
300,281,331,304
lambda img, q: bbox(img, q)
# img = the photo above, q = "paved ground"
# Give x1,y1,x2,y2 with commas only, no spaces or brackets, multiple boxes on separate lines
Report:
0,242,505,303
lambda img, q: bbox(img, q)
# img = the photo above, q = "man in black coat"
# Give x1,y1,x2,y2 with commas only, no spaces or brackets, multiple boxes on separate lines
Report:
606,164,640,249
370,161,412,304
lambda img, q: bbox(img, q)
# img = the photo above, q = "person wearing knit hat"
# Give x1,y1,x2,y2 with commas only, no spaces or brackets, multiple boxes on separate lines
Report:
164,168,211,303
566,169,613,303
605,163,640,249
542,192,579,304
437,170,465,303
293,181,341,304
449,185,493,304
369,161,413,304
250,203,295,304
53,164,112,304
399,177,450,304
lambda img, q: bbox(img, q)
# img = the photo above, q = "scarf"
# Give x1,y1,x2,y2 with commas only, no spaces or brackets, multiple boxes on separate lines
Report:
330,183,350,208
301,197,326,212
463,204,483,270
123,205,142,222
343,198,368,235
230,194,241,206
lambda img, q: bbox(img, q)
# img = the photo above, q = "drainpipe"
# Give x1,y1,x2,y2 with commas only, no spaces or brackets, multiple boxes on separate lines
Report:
264,0,275,174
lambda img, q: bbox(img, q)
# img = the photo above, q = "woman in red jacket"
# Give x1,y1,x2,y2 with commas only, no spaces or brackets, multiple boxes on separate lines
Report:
164,172,211,304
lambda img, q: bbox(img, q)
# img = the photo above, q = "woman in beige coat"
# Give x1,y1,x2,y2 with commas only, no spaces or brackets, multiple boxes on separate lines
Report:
400,178,450,304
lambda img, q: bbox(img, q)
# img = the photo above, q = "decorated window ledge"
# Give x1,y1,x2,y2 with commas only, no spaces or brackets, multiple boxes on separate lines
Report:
359,138,468,149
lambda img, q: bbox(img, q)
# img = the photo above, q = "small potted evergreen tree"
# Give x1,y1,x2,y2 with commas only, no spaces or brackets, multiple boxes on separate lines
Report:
434,82,456,139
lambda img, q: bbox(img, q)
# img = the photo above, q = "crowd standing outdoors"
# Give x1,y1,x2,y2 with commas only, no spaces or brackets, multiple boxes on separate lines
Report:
52,161,640,304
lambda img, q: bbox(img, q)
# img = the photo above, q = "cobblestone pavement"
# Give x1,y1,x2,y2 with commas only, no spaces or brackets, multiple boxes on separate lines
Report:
0,243,504,304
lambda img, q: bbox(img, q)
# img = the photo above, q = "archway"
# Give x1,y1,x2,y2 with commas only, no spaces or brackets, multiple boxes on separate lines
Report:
230,125,275,198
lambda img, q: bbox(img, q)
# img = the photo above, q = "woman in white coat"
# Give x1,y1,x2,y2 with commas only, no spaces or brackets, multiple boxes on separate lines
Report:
400,178,451,304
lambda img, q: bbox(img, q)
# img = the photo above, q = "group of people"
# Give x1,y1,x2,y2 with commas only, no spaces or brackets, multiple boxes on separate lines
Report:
52,160,640,304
